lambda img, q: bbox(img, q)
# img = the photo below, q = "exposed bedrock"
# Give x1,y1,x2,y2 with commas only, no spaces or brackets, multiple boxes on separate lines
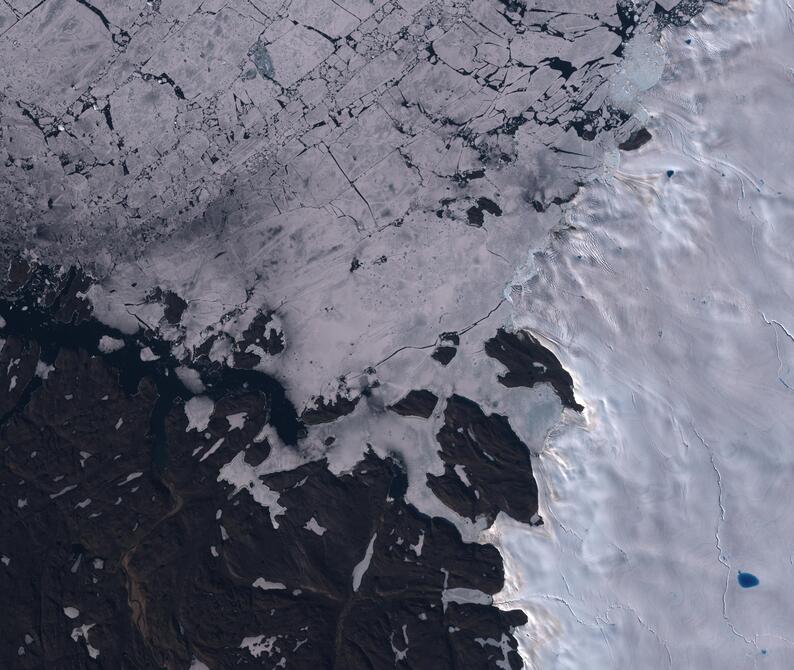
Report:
485,328,583,412
428,395,538,525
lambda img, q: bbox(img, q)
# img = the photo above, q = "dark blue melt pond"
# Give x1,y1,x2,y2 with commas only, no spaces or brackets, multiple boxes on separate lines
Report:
737,572,760,588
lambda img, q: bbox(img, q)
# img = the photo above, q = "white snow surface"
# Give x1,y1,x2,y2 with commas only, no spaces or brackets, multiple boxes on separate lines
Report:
490,2,794,667
175,366,206,394
183,396,215,433
225,412,247,431
304,517,327,536
252,578,287,591
97,335,124,353
218,451,287,529
240,634,279,659
352,533,377,592
139,346,159,362
70,623,99,659
35,360,54,379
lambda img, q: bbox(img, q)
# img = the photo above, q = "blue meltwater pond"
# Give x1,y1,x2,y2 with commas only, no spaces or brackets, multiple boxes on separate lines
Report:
737,572,760,588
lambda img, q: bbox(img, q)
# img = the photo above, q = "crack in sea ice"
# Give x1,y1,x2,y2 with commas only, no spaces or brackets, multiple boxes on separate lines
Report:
691,428,757,650
760,312,794,391
596,602,672,670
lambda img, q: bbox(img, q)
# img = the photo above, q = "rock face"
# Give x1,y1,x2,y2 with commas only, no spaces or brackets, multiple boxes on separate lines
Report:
431,333,460,366
618,127,653,151
388,390,439,419
241,310,286,357
301,394,361,425
146,287,188,325
485,328,584,412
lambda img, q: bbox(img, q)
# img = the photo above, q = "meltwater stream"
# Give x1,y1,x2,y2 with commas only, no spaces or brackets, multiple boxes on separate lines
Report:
491,2,794,668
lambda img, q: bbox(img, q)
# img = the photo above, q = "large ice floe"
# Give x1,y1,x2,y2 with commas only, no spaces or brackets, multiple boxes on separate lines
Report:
492,1,794,667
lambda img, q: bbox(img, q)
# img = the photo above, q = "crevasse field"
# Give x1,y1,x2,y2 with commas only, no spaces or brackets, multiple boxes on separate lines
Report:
493,1,794,667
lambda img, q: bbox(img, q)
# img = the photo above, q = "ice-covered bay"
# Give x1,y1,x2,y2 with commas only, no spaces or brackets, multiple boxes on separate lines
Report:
492,1,794,667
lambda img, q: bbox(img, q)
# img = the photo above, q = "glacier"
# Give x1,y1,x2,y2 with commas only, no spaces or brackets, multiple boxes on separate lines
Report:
493,1,794,666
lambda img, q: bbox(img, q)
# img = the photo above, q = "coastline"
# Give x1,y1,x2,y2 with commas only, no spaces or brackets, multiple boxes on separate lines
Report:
492,0,794,666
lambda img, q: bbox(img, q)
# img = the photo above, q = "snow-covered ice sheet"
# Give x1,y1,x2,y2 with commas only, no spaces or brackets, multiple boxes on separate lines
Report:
492,1,794,666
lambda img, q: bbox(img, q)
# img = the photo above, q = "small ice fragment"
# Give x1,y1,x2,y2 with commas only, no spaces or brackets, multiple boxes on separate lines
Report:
304,517,327,536
226,412,247,431
241,634,278,658
409,531,424,557
352,534,377,591
140,347,159,361
253,578,287,590
70,623,99,658
35,361,54,379
453,464,471,487
117,472,143,486
98,336,124,353
199,438,224,462
250,40,275,79
184,396,214,432
176,366,205,393
50,484,77,499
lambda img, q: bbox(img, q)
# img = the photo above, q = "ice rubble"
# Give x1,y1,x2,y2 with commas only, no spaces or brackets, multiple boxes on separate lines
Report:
610,33,667,110
491,1,794,667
